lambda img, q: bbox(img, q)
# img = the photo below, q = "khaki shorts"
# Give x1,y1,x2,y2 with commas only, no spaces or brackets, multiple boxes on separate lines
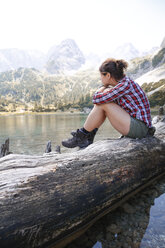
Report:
126,117,149,139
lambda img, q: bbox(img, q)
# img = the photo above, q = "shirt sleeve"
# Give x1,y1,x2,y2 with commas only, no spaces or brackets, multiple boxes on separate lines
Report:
93,80,131,104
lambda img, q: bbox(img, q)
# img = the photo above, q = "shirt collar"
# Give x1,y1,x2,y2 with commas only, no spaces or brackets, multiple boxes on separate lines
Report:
118,75,128,83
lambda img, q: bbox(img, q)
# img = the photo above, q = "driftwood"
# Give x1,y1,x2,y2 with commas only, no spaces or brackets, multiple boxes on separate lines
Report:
45,141,61,154
45,141,52,153
0,138,10,158
0,118,165,248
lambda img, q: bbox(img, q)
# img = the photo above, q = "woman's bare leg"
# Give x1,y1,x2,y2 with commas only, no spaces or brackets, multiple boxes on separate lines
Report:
83,105,106,131
102,103,131,135
62,102,131,148
84,103,131,135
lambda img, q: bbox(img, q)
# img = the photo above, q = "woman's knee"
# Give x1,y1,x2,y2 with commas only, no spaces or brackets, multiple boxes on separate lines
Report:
100,102,123,113
93,104,106,111
94,102,115,110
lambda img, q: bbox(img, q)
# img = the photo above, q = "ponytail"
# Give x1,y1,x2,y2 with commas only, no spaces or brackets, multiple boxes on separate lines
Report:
99,58,128,81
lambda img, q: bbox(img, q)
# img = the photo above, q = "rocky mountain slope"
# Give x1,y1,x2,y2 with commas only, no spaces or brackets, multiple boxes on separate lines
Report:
110,43,140,61
45,39,85,74
127,43,165,107
127,47,165,80
136,63,165,85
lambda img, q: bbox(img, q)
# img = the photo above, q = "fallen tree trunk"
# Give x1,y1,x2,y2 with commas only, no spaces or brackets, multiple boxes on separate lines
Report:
0,118,165,248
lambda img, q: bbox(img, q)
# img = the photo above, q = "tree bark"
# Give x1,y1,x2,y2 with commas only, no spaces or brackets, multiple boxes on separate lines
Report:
0,118,165,248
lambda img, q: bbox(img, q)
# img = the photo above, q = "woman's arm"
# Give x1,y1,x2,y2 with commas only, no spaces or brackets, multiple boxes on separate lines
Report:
93,81,130,104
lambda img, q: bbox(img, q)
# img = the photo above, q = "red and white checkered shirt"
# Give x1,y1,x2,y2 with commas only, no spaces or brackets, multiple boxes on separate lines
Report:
93,76,152,128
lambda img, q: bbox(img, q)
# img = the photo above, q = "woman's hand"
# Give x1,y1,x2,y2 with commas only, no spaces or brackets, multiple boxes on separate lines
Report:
96,86,106,93
103,87,112,93
96,86,113,93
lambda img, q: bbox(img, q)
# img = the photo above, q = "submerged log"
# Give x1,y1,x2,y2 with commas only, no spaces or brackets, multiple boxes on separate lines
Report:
45,141,61,154
0,118,165,248
0,138,10,158
45,140,52,153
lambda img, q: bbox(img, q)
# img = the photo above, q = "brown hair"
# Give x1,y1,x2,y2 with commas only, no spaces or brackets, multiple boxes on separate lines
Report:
99,58,128,81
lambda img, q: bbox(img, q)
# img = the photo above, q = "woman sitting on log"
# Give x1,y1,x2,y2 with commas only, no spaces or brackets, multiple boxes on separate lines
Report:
62,58,155,149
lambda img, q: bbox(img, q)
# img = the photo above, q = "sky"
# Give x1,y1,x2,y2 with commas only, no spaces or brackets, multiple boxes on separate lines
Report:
0,0,164,55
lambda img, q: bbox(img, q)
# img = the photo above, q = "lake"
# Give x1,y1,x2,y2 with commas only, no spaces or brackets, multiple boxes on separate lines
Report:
0,113,119,155
0,112,165,248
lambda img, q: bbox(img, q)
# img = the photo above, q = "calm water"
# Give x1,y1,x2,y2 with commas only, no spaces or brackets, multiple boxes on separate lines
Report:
0,113,119,155
0,113,165,248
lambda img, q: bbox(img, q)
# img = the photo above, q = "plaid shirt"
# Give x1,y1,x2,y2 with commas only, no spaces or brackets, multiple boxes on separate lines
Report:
93,76,152,128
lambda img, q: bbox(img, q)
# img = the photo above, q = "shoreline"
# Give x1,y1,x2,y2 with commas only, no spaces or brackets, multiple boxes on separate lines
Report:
0,110,86,116
0,107,160,117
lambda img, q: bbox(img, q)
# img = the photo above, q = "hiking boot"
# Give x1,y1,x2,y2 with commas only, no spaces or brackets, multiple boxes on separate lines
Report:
71,128,98,144
62,129,91,148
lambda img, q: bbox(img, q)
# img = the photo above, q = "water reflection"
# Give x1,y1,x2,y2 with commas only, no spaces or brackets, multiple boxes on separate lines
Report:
65,175,165,248
140,192,165,248
93,241,102,248
0,113,119,155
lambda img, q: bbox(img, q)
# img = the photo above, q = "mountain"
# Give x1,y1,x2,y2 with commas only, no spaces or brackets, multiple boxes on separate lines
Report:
0,62,164,112
0,40,86,74
111,43,140,61
127,47,165,80
127,37,165,108
0,37,164,112
82,53,101,70
0,38,163,74
0,40,85,74
161,36,165,48
127,36,165,81
81,43,142,70
140,47,159,57
45,39,85,74
136,64,165,86
0,49,46,72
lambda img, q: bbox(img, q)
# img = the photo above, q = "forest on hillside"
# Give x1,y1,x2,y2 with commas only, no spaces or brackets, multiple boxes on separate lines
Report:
0,68,164,113
0,68,100,112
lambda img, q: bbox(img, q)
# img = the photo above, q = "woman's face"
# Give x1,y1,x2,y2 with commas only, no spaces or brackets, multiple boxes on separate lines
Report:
100,72,118,87
100,72,111,87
